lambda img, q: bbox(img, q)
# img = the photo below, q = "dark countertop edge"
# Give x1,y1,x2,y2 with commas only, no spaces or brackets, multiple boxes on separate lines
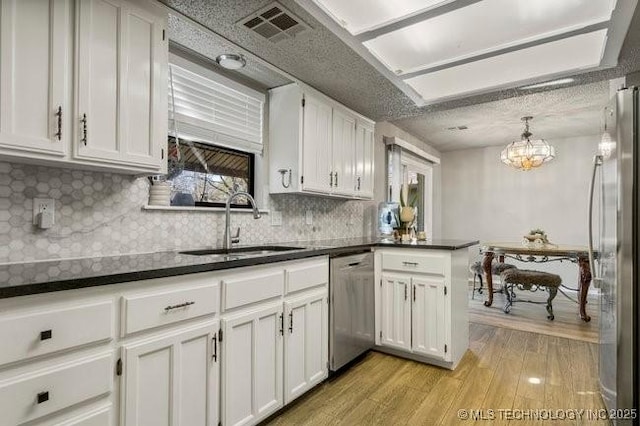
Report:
0,240,479,299
373,241,479,250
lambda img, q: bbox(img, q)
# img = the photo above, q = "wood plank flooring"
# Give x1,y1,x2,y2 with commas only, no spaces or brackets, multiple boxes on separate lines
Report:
468,284,599,343
265,323,605,426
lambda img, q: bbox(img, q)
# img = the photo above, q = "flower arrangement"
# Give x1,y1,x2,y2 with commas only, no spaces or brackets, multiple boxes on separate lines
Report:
393,185,417,235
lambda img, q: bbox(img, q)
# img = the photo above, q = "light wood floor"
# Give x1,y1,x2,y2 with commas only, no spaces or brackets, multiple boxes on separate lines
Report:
265,323,605,426
469,284,599,343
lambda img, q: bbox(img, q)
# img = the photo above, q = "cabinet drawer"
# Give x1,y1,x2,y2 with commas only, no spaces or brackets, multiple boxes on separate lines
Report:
285,259,328,294
122,282,219,336
222,269,284,311
381,252,446,275
0,353,112,426
0,301,113,368
57,406,112,426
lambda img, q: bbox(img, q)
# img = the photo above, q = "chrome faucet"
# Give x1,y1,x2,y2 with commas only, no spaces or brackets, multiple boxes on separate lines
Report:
223,191,261,250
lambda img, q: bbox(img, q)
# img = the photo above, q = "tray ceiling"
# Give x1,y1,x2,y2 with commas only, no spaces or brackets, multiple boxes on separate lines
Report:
165,0,640,145
303,0,634,105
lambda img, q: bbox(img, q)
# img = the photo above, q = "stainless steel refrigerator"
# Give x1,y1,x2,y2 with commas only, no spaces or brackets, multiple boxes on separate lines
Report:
588,86,638,420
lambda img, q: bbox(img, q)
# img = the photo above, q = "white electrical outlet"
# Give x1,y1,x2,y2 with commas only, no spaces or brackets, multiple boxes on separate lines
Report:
33,198,55,226
271,211,283,226
305,210,313,225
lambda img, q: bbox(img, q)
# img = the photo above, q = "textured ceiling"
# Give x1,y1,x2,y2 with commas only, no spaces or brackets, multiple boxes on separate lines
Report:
162,0,640,147
392,81,611,152
168,14,293,91
163,0,424,119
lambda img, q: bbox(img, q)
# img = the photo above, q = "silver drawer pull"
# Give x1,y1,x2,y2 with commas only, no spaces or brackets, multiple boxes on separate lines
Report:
402,261,419,266
164,301,195,311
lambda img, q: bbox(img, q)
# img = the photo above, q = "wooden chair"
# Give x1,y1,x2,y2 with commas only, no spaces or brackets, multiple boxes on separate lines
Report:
499,268,561,320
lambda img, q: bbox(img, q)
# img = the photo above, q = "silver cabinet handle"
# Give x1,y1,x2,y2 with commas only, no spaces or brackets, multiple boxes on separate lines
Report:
329,172,333,187
279,313,284,335
81,114,88,145
55,106,62,141
334,172,338,187
357,177,361,190
288,311,293,333
402,261,418,266
164,301,195,311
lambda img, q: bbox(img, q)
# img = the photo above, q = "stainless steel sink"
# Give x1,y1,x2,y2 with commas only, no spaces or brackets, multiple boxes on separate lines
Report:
179,246,303,257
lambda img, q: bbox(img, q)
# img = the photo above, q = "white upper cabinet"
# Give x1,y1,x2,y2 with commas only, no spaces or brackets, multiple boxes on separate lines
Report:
269,82,374,200
354,120,374,199
0,0,167,174
300,94,332,193
0,0,71,157
75,0,167,171
331,108,356,197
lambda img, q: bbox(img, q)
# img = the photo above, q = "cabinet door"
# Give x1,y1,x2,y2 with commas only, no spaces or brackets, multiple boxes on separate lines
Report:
222,302,283,426
379,274,411,351
355,121,374,199
0,0,70,157
301,94,332,193
121,320,219,426
331,108,356,196
412,277,447,359
120,0,167,168
75,0,165,169
284,290,328,404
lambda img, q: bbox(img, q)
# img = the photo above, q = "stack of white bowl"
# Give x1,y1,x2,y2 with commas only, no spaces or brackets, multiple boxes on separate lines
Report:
148,181,171,206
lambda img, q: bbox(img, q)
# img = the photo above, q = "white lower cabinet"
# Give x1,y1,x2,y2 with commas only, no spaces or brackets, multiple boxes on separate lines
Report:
54,405,113,426
0,352,113,426
283,289,328,404
221,302,283,426
379,274,411,351
375,249,469,370
220,257,329,426
121,320,219,426
0,257,330,426
412,276,447,359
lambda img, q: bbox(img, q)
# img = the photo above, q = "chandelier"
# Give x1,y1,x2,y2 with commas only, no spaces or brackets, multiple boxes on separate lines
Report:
500,116,555,171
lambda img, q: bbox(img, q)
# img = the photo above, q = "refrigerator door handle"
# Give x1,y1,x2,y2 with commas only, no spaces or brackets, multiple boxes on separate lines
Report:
588,154,603,287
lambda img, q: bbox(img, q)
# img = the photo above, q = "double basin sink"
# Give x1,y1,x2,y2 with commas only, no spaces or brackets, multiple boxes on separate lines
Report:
179,245,304,261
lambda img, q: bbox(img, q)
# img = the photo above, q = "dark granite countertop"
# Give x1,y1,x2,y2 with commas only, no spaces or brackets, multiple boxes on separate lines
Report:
0,238,478,299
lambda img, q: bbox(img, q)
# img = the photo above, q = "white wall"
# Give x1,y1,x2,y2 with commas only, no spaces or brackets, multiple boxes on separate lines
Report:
441,135,599,286
374,122,442,239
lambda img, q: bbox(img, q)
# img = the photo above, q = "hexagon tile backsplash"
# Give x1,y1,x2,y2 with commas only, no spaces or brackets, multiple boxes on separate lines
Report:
0,161,375,263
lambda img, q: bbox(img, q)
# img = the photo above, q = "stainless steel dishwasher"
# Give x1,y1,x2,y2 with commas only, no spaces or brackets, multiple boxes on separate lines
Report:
329,251,375,372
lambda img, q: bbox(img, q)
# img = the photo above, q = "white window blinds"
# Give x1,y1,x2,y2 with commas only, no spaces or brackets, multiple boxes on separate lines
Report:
168,54,265,154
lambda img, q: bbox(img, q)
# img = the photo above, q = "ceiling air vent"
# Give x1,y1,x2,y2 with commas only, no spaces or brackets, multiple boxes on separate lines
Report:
239,2,310,43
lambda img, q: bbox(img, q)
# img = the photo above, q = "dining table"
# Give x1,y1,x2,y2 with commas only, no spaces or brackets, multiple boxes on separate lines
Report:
481,242,593,322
